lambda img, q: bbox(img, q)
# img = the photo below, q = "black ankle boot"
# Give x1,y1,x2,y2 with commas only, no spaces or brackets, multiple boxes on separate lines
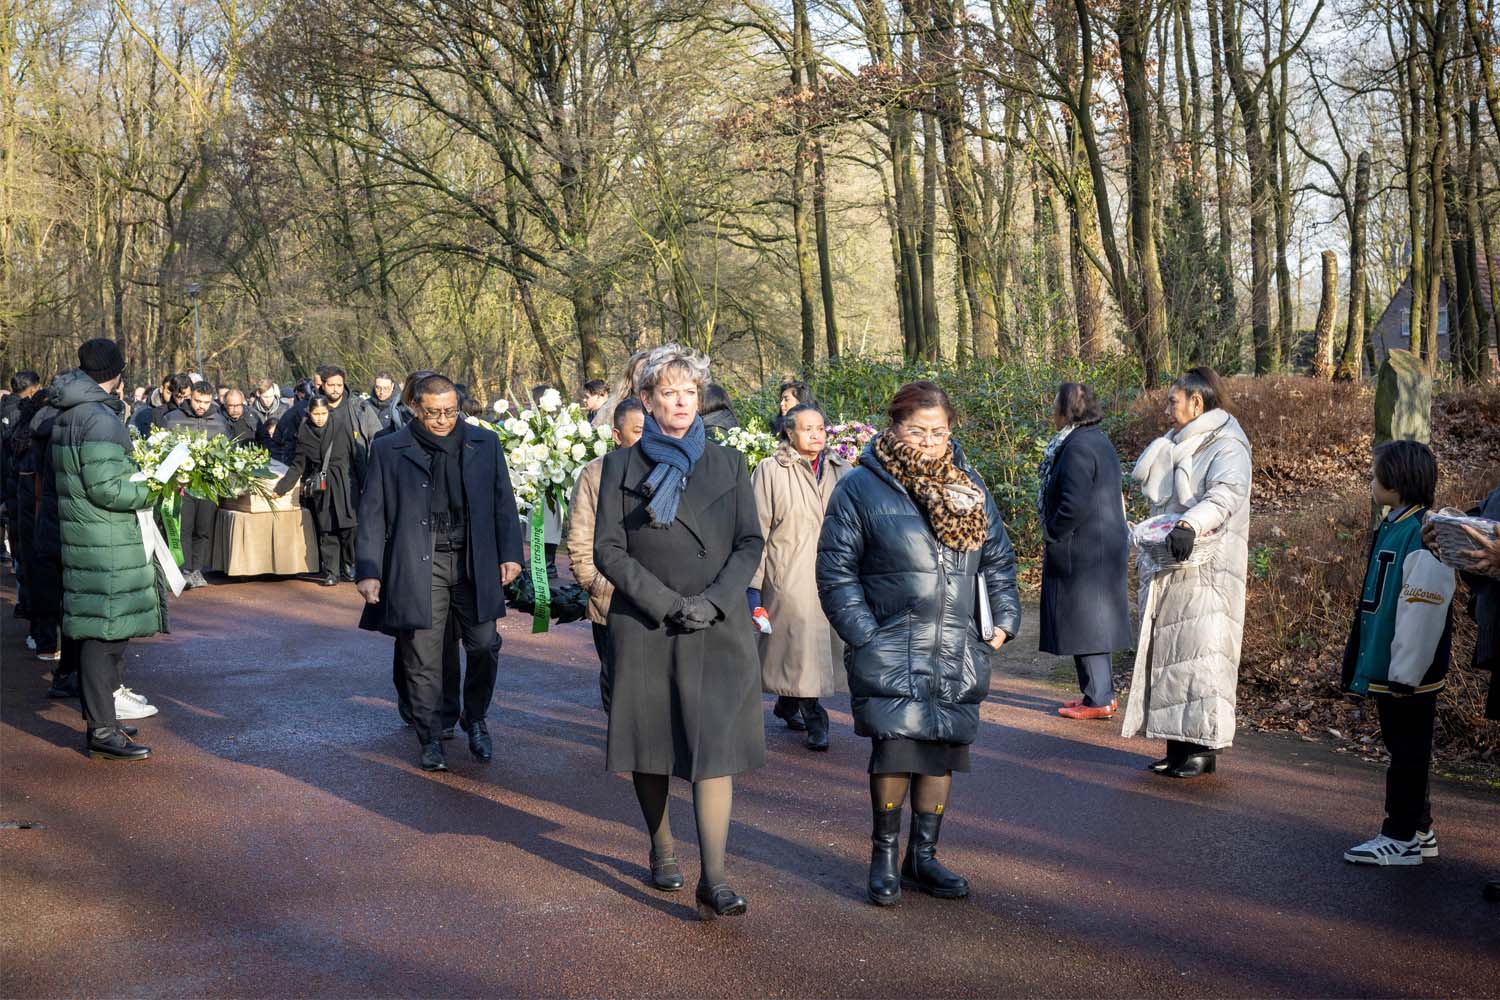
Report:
87,727,150,762
902,810,968,899
772,696,806,732
868,807,902,906
1165,753,1217,778
803,699,829,751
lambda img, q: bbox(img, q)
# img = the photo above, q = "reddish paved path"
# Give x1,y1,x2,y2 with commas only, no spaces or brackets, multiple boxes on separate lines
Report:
3,574,1498,997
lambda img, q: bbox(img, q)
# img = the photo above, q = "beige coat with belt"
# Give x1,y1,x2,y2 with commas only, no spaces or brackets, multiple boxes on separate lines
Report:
751,443,850,697
565,457,612,625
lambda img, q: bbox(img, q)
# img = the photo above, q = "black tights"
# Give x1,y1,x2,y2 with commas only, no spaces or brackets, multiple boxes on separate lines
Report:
870,772,952,814
632,772,734,886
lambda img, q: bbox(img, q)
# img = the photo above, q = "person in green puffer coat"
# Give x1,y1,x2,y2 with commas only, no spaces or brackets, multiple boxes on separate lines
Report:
51,340,163,762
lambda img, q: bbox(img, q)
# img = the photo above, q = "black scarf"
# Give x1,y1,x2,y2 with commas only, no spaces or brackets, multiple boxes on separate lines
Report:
408,421,465,537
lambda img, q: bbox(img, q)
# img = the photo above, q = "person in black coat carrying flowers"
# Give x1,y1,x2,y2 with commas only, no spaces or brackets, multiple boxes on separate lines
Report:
274,395,362,586
817,380,1020,907
354,374,523,772
593,344,766,919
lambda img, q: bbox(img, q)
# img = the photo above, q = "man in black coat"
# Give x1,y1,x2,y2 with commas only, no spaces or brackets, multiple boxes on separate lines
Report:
160,382,231,588
221,389,261,446
355,374,524,772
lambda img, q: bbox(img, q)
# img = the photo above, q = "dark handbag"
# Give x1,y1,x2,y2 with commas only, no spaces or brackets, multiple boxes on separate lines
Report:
311,437,334,492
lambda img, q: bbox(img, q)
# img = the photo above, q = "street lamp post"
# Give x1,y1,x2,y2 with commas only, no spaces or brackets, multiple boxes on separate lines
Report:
188,283,202,374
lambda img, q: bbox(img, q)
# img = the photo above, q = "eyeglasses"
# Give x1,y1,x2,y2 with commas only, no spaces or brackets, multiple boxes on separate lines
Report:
420,407,459,420
899,425,951,443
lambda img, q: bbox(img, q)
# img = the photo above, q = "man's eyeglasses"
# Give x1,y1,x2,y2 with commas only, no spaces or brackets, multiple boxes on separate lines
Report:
421,407,459,420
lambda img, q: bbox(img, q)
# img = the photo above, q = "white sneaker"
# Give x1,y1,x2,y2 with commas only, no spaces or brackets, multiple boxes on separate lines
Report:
25,635,36,651
36,650,60,662
117,686,151,706
1416,829,1438,859
1344,833,1423,866
114,687,159,720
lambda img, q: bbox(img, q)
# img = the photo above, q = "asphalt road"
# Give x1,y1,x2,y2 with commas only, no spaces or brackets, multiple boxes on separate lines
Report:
3,574,1498,998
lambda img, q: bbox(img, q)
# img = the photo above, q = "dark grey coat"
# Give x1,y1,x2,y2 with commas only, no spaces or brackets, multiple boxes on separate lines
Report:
1462,485,1500,719
1038,424,1133,656
354,422,524,632
594,440,766,780
816,439,1021,745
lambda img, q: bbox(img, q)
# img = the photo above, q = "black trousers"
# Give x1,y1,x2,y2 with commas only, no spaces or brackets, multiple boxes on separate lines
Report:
27,549,63,656
78,638,128,729
394,614,461,729
1074,652,1114,707
591,622,613,712
396,547,500,745
317,527,354,578
1376,691,1437,841
180,496,218,573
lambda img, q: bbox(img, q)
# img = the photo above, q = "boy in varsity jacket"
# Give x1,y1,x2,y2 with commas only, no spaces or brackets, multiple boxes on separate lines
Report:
1340,440,1455,867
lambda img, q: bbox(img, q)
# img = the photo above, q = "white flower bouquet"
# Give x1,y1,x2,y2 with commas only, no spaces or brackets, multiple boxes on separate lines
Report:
131,429,274,504
479,393,611,516
719,425,779,470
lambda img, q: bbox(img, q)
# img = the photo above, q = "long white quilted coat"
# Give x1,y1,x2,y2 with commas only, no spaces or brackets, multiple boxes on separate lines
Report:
1121,409,1252,749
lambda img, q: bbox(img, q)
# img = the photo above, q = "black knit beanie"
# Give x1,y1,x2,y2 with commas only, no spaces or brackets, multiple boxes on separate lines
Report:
78,339,126,383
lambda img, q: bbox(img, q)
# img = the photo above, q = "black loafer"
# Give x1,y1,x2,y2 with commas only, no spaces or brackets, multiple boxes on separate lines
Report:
420,739,448,772
649,849,685,891
87,727,150,762
1147,756,1173,773
695,881,747,919
460,715,493,761
318,574,338,587
772,696,806,732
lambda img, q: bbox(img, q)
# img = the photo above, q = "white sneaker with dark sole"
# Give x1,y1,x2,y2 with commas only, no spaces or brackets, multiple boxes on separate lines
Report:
1416,829,1438,859
1344,833,1423,866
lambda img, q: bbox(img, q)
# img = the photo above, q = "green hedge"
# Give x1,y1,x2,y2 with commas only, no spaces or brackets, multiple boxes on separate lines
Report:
736,355,1146,560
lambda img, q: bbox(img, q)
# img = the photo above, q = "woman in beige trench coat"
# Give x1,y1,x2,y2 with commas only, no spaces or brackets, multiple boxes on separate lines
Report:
750,403,850,751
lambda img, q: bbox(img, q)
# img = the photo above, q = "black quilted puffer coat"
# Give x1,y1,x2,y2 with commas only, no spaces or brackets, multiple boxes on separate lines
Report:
816,438,1021,744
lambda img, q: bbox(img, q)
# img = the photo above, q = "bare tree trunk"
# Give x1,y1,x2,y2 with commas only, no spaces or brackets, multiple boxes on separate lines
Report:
1119,2,1171,379
920,107,941,359
1313,250,1338,379
1336,151,1372,379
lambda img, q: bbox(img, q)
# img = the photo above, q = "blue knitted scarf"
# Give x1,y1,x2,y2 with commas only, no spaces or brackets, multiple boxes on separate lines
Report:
639,414,705,527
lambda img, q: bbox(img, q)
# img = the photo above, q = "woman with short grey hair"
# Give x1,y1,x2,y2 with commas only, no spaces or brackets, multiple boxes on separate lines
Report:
594,343,766,918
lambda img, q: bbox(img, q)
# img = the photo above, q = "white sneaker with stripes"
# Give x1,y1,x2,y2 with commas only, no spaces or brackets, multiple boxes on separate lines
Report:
1416,828,1438,859
1344,833,1424,866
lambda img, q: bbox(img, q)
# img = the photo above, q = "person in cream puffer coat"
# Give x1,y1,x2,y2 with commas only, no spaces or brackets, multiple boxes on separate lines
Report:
1121,368,1252,778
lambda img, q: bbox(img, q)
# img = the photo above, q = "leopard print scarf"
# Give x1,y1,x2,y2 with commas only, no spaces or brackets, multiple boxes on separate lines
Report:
873,429,989,552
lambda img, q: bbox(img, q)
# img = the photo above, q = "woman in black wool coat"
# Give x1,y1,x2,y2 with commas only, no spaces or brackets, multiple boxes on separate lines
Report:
274,395,363,586
1037,382,1132,720
593,343,765,920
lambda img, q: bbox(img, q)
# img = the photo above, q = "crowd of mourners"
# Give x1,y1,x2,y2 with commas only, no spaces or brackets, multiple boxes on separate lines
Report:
1,338,1497,916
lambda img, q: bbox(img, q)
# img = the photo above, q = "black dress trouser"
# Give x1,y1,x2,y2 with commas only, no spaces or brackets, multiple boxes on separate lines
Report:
1375,690,1437,841
393,614,461,729
180,496,218,574
78,638,128,729
317,527,355,578
396,547,500,745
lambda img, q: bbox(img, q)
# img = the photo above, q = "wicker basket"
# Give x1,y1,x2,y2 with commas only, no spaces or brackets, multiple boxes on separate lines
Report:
1132,513,1221,571
1426,508,1499,573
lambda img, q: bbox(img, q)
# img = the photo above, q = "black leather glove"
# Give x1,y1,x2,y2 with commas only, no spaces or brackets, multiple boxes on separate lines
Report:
1166,522,1196,562
667,595,717,631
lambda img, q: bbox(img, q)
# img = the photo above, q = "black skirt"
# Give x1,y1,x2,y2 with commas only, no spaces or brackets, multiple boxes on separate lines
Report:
868,737,970,776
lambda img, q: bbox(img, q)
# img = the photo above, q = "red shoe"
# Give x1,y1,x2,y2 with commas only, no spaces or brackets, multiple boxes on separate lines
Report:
1058,701,1117,720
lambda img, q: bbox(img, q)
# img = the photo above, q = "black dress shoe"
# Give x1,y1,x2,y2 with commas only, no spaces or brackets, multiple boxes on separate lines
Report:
119,725,138,737
695,881,747,919
1165,754,1217,778
460,715,493,761
341,567,355,582
1147,756,1173,772
803,699,830,752
648,849,684,891
318,573,338,587
87,727,150,762
772,696,806,732
47,674,80,699
420,739,448,772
